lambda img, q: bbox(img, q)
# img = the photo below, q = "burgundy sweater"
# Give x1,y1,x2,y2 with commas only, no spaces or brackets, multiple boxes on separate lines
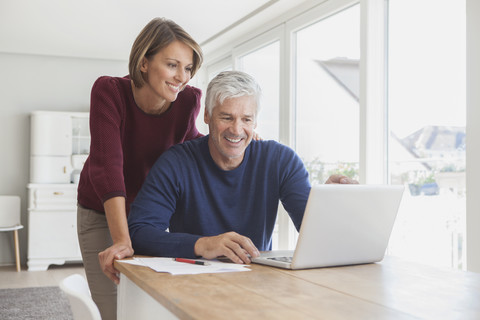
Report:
77,76,202,215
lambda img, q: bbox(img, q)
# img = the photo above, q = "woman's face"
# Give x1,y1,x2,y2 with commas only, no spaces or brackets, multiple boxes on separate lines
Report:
140,40,194,103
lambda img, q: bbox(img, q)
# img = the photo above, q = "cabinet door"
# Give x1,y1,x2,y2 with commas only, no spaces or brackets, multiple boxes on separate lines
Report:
28,210,80,259
30,156,72,184
31,113,72,156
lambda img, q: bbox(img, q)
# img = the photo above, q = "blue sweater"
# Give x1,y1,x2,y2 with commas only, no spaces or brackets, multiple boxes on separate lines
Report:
128,136,311,258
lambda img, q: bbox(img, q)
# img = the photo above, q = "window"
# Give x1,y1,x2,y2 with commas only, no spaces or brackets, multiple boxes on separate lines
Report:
196,57,233,133
200,0,476,269
206,57,232,82
235,29,281,141
387,0,466,269
294,4,360,186
236,41,280,141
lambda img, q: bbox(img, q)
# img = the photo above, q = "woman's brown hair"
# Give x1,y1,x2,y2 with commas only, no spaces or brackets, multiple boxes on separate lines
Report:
129,18,203,88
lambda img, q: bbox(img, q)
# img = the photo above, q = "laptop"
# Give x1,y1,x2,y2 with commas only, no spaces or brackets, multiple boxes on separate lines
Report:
252,184,404,269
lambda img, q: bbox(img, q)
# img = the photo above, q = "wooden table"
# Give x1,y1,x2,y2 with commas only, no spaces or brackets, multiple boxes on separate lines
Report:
115,256,480,319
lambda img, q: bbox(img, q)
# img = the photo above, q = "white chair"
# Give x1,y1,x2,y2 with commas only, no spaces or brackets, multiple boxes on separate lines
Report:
0,195,23,272
59,274,101,320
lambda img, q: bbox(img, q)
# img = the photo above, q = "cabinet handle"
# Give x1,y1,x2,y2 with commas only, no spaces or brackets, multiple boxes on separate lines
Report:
63,166,67,173
53,192,64,196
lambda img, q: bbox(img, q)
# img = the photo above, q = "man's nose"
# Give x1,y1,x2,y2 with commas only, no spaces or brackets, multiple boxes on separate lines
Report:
230,119,242,134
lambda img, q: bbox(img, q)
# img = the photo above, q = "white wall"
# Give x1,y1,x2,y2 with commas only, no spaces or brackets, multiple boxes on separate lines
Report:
0,52,127,266
466,0,480,273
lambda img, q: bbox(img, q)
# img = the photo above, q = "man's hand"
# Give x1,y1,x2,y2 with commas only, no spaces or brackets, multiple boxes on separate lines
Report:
194,232,260,264
98,242,134,285
325,174,359,184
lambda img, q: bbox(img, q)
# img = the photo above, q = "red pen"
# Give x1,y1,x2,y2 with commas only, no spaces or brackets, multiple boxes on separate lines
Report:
174,258,210,266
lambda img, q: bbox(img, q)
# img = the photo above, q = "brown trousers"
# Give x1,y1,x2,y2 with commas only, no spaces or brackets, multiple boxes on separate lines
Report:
77,204,117,320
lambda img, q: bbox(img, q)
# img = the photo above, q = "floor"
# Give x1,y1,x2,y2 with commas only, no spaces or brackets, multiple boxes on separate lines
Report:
0,263,85,289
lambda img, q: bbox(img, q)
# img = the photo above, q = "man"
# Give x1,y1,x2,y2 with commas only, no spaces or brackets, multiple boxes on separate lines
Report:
128,71,356,264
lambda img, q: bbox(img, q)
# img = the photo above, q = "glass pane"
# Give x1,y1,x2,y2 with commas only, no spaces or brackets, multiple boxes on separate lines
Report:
295,5,360,185
197,62,233,134
207,64,232,82
387,0,466,269
237,41,280,141
72,116,90,155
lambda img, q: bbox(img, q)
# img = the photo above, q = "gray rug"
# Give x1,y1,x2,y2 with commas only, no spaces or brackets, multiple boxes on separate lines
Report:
0,286,73,320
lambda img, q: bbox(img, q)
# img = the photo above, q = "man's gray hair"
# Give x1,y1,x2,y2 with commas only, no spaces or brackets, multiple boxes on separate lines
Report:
205,71,262,116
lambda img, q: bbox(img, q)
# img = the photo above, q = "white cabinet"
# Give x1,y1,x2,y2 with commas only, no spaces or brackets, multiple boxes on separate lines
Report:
27,184,81,271
27,111,89,271
30,111,89,184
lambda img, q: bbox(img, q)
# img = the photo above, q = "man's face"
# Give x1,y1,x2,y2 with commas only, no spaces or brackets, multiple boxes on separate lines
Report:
204,95,257,171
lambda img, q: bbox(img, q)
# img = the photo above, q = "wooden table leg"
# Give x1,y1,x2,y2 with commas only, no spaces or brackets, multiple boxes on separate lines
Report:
13,230,21,272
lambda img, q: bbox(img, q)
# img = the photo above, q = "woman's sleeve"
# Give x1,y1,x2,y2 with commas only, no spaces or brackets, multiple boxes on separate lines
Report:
183,86,204,140
87,77,127,203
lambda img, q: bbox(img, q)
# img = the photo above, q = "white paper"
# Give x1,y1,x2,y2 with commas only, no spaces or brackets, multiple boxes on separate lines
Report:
118,257,251,275
117,259,146,267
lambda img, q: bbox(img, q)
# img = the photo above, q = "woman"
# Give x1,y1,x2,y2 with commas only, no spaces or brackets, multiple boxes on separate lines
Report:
77,17,203,320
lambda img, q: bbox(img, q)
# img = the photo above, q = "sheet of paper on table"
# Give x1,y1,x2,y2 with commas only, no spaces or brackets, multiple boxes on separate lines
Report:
118,257,251,275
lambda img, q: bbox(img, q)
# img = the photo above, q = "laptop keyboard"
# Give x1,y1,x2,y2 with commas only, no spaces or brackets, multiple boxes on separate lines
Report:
268,256,292,263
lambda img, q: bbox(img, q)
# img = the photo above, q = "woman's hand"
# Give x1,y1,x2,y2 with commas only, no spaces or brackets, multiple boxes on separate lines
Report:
101,196,134,284
253,131,262,141
98,242,134,285
325,174,359,184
